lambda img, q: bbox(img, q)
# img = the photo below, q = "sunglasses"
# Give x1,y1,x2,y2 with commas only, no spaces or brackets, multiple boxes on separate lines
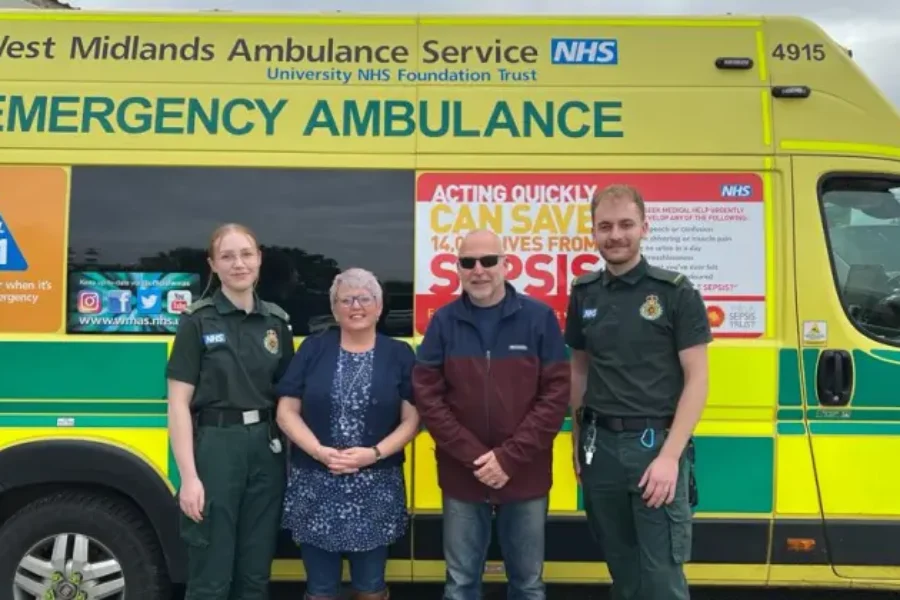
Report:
458,255,502,270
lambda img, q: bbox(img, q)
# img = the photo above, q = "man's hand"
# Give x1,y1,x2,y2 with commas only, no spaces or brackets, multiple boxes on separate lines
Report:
639,455,679,508
474,450,510,489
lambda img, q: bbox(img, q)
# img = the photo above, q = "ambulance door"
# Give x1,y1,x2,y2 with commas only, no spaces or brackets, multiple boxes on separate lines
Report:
792,155,900,578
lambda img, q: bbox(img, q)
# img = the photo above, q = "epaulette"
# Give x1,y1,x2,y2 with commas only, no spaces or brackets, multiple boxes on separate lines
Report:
261,300,291,324
646,265,686,286
571,270,602,288
181,297,215,315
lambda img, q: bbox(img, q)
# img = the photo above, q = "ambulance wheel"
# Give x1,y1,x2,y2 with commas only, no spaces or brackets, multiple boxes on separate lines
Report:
1,490,170,600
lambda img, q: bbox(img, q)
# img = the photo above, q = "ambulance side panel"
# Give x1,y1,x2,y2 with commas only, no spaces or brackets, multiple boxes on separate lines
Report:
764,14,900,582
791,155,900,580
0,438,187,582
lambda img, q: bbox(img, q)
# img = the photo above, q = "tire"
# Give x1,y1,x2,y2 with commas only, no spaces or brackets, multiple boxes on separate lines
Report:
0,490,170,600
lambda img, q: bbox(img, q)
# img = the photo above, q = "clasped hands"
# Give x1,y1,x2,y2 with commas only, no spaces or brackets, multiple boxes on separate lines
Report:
474,450,509,489
315,444,511,488
315,445,376,474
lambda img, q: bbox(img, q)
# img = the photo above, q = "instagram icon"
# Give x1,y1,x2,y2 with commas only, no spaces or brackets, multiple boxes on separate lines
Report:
77,290,102,314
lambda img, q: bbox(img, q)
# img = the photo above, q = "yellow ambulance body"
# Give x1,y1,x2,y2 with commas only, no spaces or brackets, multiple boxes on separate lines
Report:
0,9,899,595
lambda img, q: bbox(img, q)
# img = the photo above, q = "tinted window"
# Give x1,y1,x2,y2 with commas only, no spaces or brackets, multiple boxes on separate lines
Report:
821,176,900,345
67,165,414,336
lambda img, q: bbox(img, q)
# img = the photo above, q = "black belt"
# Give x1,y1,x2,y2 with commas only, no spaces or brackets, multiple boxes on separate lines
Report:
196,408,273,427
578,406,673,432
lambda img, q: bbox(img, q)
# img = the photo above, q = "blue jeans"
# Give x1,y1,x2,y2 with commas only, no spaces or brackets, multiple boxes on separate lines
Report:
300,543,388,597
442,494,548,600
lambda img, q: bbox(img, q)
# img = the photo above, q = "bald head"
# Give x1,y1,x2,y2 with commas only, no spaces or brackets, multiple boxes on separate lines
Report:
459,228,503,255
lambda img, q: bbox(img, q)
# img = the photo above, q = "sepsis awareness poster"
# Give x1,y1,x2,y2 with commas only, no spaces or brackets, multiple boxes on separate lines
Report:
414,172,767,339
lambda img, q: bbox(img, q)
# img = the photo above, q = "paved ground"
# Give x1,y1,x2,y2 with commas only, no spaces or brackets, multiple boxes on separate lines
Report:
175,583,899,599
298,586,893,599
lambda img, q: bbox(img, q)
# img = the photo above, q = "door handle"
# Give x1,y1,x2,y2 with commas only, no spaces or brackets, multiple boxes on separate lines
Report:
815,349,853,407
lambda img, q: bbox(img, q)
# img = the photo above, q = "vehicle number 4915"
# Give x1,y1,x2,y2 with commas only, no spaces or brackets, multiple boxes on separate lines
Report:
771,43,826,61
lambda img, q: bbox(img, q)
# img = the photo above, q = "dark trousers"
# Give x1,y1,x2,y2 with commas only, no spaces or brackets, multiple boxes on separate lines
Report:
442,494,548,600
300,542,389,598
579,424,693,600
180,421,286,600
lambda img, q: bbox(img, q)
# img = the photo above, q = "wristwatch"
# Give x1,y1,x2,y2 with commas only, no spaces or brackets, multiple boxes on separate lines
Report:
372,446,382,461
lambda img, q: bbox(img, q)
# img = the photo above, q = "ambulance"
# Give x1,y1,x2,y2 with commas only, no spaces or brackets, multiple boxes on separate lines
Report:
0,9,899,598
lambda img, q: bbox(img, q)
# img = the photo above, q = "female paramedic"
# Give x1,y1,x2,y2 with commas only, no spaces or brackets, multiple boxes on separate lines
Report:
166,223,295,600
275,267,420,600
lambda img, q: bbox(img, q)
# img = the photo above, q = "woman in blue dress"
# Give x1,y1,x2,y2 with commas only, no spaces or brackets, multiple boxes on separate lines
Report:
275,267,419,600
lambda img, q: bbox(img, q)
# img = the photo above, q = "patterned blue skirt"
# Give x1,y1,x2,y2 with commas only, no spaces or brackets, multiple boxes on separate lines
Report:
282,463,409,553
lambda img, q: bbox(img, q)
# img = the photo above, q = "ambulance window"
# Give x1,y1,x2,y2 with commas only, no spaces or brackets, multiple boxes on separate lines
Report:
820,176,900,344
66,165,414,337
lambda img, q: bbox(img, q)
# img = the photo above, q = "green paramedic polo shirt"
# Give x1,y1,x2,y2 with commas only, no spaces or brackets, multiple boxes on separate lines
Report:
166,289,295,411
565,257,713,418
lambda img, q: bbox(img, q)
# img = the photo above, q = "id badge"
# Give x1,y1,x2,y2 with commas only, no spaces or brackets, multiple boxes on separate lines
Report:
267,420,283,454
269,437,283,454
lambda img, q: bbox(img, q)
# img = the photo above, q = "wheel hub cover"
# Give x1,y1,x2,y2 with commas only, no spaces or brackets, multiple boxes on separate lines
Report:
57,582,78,599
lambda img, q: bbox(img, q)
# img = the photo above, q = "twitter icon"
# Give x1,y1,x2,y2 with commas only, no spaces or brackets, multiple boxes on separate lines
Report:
136,287,162,314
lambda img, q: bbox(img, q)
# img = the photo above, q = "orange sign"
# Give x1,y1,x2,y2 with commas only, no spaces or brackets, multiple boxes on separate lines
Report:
707,305,725,328
0,167,68,333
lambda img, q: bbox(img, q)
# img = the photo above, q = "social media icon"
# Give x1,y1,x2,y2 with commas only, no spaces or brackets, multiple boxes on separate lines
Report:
76,290,102,314
167,290,192,314
136,286,162,314
107,289,132,314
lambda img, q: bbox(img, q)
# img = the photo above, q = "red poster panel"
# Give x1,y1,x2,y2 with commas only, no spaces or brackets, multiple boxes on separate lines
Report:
414,171,765,339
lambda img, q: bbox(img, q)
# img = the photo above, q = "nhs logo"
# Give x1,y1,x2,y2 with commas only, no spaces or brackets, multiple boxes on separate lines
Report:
721,184,753,198
550,38,618,65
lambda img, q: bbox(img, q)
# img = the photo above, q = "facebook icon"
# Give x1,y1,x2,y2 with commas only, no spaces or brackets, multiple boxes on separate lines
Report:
107,289,132,314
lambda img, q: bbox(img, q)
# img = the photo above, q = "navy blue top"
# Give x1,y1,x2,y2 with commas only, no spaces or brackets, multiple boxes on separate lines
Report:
469,300,504,349
418,282,569,366
274,327,416,471
281,346,409,553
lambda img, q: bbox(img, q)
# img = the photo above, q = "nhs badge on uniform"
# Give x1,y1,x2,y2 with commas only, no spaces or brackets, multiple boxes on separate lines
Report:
582,308,598,320
203,333,226,345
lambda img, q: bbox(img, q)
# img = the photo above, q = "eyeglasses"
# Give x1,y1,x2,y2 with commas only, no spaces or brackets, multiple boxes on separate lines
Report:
458,255,502,270
337,294,375,308
216,249,259,264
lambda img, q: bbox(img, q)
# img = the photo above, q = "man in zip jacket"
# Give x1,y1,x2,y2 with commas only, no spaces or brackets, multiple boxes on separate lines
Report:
412,228,571,600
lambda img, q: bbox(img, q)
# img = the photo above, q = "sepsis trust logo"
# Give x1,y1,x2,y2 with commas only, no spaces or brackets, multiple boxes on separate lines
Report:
707,305,726,328
412,171,767,337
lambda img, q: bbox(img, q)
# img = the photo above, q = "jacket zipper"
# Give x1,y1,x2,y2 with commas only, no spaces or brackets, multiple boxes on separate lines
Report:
485,349,491,444
485,348,492,502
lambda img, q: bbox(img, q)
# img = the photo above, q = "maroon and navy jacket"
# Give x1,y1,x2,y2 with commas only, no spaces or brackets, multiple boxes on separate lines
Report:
412,283,571,504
